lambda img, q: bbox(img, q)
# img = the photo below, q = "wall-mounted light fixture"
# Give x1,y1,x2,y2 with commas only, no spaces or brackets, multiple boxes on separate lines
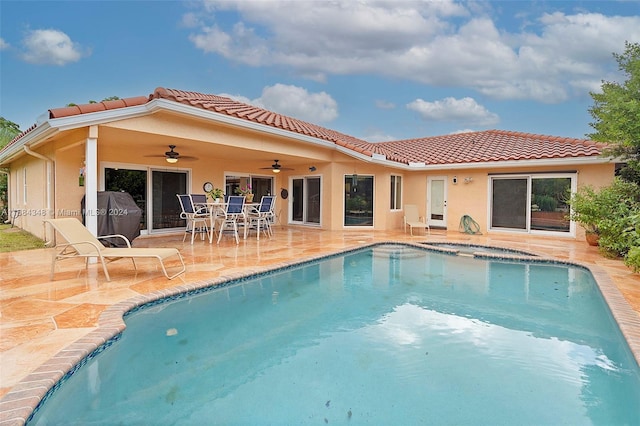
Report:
452,176,458,185
309,166,316,172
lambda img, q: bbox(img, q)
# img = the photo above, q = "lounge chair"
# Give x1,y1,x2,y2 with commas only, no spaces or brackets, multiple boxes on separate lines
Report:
46,218,186,281
403,204,430,236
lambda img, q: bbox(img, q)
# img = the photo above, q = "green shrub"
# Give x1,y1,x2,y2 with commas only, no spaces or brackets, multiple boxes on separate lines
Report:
568,185,606,233
626,246,640,272
592,180,640,257
569,178,640,271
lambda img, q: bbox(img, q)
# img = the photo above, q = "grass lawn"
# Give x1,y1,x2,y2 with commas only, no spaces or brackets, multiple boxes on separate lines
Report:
0,224,46,252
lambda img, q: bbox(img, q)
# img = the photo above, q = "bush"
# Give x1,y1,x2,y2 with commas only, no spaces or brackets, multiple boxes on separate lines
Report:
569,178,640,271
626,246,640,272
592,180,640,257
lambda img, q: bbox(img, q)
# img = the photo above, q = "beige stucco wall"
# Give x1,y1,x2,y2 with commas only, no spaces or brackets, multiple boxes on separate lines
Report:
6,153,50,240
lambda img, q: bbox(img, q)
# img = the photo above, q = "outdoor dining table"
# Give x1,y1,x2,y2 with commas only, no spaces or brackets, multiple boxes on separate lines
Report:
202,202,261,243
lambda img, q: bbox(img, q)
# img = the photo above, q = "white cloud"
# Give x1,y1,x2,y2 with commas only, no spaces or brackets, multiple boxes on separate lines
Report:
221,84,338,123
185,2,640,103
0,38,9,50
449,129,476,135
407,97,499,126
21,29,86,65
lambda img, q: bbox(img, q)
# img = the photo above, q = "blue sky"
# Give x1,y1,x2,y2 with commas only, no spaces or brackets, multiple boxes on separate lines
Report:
1,1,639,142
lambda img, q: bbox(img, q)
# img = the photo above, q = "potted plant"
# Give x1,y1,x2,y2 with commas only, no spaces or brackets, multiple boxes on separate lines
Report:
567,185,602,246
207,187,224,203
235,184,253,203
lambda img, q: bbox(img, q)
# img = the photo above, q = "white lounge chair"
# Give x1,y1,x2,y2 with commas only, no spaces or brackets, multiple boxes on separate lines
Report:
403,204,430,236
46,218,186,281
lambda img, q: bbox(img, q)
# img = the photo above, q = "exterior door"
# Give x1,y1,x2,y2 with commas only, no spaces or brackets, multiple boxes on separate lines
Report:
427,176,447,228
104,166,187,234
150,170,187,232
291,176,321,225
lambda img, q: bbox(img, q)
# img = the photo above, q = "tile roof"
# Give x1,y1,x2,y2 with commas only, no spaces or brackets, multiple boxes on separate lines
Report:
48,96,149,119
150,88,376,157
375,130,605,165
2,87,605,166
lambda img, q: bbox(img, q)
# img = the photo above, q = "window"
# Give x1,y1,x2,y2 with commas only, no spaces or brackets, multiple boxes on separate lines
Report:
490,173,574,234
344,175,374,226
390,175,402,210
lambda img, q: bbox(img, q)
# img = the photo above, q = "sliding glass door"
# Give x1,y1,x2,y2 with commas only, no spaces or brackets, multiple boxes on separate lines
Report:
291,176,321,225
104,166,187,233
490,174,573,234
151,170,187,231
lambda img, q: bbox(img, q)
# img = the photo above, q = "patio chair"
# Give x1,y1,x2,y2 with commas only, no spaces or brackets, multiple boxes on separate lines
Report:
45,218,186,281
245,195,275,240
216,195,246,244
403,204,430,236
177,194,210,244
190,193,215,235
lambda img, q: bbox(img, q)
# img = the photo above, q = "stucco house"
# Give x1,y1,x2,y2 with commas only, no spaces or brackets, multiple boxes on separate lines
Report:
0,87,613,243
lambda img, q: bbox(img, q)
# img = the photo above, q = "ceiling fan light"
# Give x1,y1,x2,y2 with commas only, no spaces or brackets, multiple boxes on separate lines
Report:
272,168,280,173
166,157,178,164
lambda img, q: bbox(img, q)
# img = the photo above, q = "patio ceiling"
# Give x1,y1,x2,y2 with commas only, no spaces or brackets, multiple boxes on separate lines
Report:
96,125,328,172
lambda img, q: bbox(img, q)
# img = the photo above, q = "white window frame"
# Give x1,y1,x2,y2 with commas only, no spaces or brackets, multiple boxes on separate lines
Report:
390,175,402,211
488,172,577,236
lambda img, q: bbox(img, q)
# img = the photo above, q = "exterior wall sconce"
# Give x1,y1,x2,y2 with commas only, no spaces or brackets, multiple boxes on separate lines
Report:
452,176,458,185
309,166,316,172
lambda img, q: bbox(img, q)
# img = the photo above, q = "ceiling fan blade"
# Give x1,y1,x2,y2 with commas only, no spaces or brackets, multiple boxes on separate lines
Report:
259,159,293,170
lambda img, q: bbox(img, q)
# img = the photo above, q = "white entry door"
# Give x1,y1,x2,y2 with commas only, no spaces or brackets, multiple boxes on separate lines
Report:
427,176,447,228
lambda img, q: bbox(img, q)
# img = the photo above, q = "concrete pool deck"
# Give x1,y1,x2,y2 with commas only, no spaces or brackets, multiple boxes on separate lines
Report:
1,228,639,424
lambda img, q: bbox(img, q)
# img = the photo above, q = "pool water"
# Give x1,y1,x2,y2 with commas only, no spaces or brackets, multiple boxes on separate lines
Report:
29,245,640,425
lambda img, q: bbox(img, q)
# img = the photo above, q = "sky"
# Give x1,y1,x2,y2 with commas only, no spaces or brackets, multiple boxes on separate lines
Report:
1,1,639,142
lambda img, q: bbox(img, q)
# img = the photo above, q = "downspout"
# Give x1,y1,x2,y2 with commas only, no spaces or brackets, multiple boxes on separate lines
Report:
23,145,55,245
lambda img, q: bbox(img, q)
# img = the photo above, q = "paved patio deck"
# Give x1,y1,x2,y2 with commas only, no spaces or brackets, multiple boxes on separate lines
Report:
1,227,639,424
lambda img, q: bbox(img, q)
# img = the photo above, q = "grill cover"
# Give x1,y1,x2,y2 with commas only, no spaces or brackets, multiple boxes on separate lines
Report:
82,191,142,247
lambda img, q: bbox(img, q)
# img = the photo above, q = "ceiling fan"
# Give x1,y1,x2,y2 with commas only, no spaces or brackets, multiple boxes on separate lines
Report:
145,145,198,163
260,159,293,173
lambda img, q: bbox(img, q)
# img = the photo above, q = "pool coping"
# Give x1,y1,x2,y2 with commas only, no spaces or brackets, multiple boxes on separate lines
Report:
1,240,639,425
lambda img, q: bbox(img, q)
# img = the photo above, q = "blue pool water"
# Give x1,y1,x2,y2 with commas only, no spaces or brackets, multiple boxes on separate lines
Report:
29,245,640,425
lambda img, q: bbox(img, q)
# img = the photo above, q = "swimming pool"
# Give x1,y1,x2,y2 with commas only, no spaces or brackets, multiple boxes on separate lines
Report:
423,241,538,256
28,244,640,424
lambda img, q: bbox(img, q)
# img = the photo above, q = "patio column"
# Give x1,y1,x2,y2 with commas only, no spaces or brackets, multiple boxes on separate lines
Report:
84,126,98,236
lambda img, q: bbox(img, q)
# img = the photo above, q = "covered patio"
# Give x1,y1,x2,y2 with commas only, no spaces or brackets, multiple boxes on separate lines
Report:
1,228,640,424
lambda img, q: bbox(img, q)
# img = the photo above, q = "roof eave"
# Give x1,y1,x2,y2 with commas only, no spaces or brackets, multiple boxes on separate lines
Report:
0,123,56,165
0,104,153,165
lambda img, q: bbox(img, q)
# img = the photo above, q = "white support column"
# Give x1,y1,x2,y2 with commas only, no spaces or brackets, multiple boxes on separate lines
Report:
85,126,99,236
